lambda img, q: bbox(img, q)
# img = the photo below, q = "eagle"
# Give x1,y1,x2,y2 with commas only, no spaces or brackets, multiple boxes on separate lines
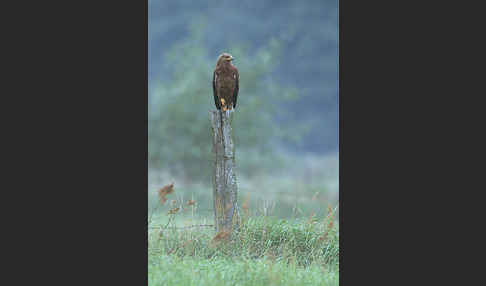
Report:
213,53,239,112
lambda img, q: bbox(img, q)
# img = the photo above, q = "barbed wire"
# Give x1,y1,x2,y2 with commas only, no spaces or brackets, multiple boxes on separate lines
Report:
148,224,214,230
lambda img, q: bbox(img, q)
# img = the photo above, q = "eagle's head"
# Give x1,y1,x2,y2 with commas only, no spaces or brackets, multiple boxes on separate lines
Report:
216,53,234,66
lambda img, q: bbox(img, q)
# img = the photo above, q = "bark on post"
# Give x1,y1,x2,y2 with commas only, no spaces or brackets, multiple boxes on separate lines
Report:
210,110,240,234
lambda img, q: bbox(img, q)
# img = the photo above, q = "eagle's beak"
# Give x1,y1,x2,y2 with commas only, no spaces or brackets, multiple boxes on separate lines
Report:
228,56,234,61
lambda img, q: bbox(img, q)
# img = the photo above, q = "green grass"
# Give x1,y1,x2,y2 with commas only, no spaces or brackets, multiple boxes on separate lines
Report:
148,155,339,285
148,216,339,285
148,256,338,286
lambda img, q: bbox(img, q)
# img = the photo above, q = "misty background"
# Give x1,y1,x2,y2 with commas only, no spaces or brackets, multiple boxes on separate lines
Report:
148,0,339,220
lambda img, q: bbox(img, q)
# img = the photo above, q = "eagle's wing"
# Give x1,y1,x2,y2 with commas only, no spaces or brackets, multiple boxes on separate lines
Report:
233,69,239,108
213,71,221,109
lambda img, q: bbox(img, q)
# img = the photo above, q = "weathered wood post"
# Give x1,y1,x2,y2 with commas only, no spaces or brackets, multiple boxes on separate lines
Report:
210,110,240,234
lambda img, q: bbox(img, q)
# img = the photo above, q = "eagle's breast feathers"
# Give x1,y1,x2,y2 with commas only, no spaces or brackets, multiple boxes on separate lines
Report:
213,53,239,111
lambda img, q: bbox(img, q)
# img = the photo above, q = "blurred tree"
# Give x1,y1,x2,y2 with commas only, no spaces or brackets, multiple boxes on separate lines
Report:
149,0,339,154
148,25,304,181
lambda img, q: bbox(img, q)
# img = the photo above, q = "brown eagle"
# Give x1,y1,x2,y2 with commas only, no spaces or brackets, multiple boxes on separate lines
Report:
213,53,239,112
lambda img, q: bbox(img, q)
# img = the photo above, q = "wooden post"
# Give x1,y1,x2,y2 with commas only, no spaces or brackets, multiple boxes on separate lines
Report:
210,110,240,234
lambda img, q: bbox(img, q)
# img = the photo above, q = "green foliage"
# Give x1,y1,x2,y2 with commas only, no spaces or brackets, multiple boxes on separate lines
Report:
149,217,338,265
149,0,339,153
148,217,339,285
148,26,303,180
148,170,339,285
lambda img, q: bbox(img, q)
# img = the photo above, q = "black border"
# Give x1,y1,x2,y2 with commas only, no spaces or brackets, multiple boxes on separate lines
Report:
5,1,149,284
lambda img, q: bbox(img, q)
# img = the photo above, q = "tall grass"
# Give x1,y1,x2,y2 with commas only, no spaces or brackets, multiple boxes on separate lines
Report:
149,216,338,266
148,184,338,285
